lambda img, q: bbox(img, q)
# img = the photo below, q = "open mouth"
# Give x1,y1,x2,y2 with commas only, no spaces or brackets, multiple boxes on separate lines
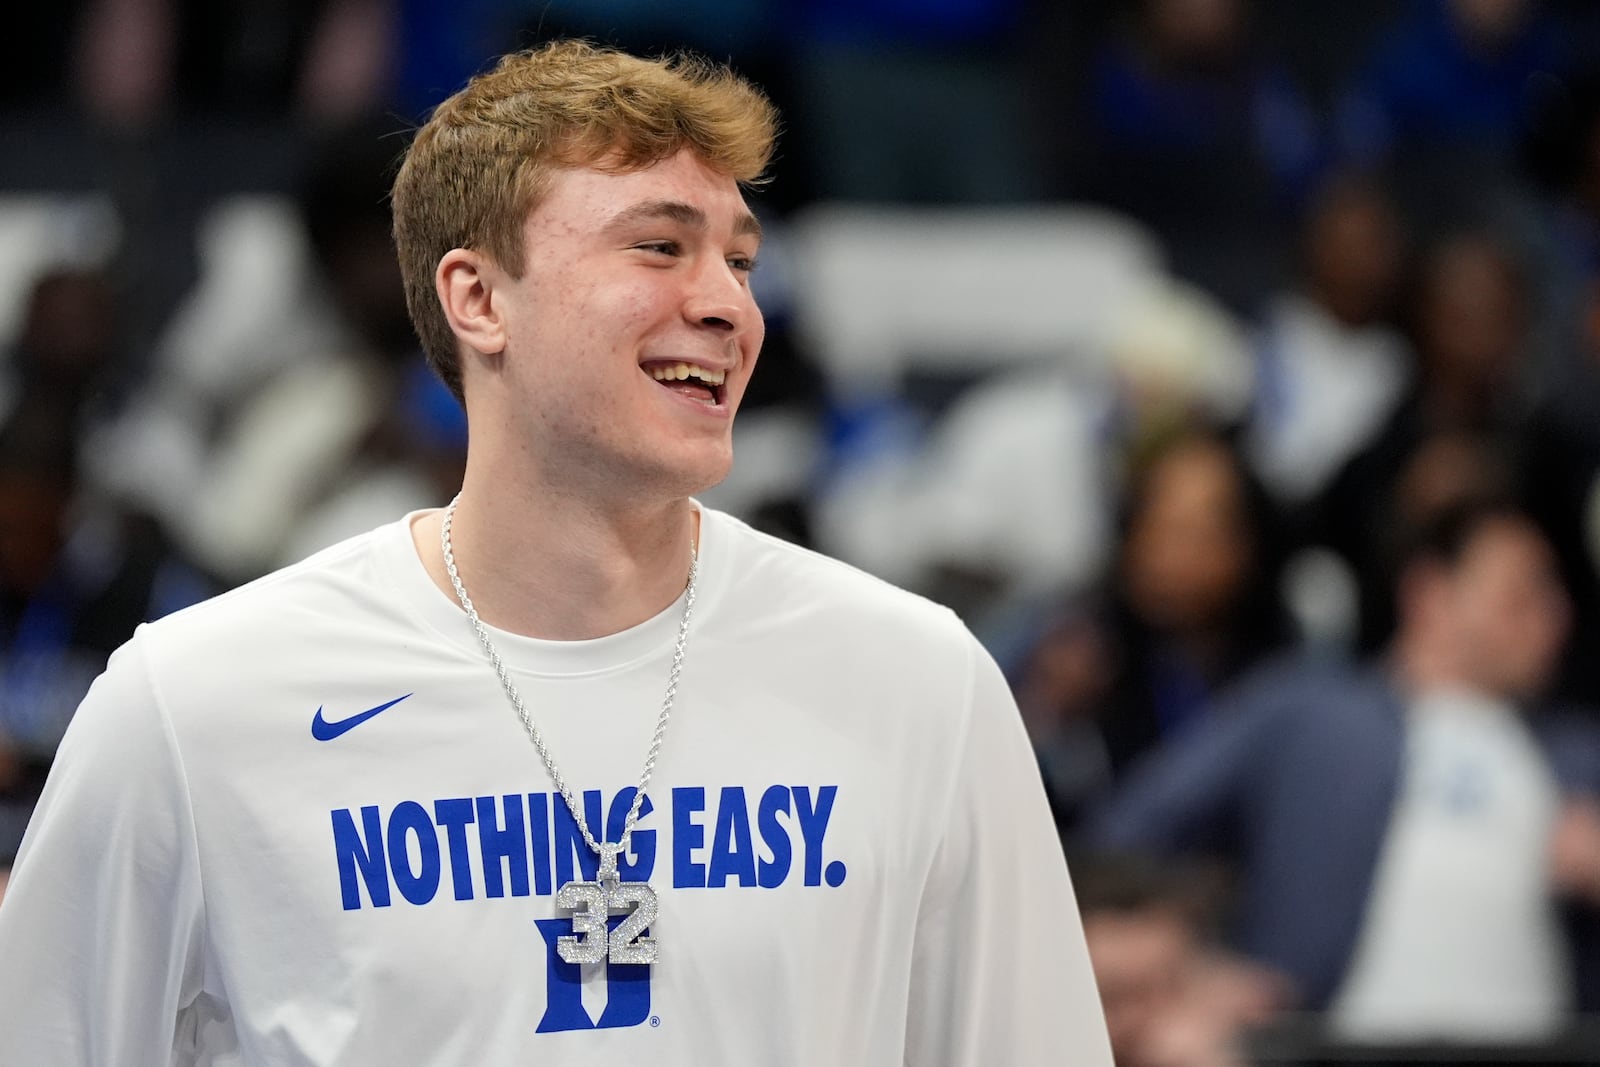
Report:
642,361,726,406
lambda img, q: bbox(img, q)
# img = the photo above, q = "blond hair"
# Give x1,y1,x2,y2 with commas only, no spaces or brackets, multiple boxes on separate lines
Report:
392,40,778,401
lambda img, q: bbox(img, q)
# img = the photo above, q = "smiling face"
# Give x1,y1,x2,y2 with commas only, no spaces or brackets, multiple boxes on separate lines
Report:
472,148,765,504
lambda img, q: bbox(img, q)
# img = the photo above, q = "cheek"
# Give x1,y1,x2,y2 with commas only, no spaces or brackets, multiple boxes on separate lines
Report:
606,285,666,332
591,268,680,325
748,299,767,350
745,316,766,372
529,267,658,339
1514,597,1568,659
530,290,655,385
1467,597,1556,668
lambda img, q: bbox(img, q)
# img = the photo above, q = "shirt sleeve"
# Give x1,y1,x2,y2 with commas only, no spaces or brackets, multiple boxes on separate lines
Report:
0,628,207,1064
1084,672,1274,855
904,632,1112,1066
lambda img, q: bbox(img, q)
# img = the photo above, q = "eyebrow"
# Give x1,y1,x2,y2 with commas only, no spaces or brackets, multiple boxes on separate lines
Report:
604,198,763,241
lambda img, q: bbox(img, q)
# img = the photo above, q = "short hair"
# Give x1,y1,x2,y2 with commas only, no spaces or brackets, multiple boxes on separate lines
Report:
391,40,779,402
1398,495,1535,575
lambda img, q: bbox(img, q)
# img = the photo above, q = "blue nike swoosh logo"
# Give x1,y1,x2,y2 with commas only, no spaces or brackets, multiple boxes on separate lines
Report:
312,694,413,741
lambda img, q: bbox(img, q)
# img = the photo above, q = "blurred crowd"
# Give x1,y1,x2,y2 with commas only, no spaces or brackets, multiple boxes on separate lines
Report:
6,0,1600,1062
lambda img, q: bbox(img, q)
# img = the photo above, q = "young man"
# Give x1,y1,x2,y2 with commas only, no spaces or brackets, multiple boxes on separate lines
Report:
0,42,1109,1064
1089,500,1597,1040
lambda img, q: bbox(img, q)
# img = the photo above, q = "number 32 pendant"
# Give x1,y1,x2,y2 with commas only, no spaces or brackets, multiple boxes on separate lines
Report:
556,875,659,965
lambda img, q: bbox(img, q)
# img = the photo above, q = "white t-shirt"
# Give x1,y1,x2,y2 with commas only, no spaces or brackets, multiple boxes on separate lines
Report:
1330,688,1570,1042
0,507,1109,1066
1246,293,1409,504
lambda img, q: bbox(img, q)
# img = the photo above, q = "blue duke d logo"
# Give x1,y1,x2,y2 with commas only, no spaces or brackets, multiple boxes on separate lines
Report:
535,915,652,1032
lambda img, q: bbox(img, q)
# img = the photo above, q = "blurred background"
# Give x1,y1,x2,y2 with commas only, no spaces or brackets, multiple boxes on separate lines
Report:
3,0,1600,1063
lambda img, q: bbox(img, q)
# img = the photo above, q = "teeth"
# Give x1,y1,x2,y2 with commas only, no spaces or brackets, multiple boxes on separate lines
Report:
648,363,725,385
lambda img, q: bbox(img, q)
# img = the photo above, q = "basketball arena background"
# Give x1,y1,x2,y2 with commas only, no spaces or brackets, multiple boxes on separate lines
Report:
3,1,1600,1063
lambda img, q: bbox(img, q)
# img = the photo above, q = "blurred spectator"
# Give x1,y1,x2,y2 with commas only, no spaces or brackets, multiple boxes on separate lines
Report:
0,400,207,861
1519,387,1600,706
1401,230,1532,425
1315,230,1533,648
1244,174,1413,508
0,267,124,432
1340,0,1566,166
1012,428,1290,824
1338,0,1571,237
1015,601,1117,829
96,120,451,582
818,366,1113,621
1107,431,1289,753
815,274,1253,625
1524,71,1600,397
1520,73,1600,703
69,0,395,130
1075,852,1287,1067
183,120,441,578
72,0,177,130
1088,500,1598,1041
1248,2,1403,111
278,358,466,564
1105,278,1257,433
297,0,397,125
1073,0,1321,310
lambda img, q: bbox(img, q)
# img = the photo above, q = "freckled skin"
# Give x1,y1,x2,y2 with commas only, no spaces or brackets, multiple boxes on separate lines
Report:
474,149,765,509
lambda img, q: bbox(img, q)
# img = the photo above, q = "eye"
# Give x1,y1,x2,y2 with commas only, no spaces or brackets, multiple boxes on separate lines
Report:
727,254,760,275
634,240,680,258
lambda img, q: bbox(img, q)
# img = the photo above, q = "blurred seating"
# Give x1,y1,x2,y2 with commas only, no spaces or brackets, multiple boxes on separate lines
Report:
788,203,1166,396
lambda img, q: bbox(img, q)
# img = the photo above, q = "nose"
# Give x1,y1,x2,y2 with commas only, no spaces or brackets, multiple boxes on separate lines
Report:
683,258,759,337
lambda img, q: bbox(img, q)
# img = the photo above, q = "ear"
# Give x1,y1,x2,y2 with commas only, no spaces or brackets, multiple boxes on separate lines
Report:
435,248,506,358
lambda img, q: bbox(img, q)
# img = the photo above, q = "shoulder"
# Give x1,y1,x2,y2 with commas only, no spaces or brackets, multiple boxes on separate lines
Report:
698,509,993,748
702,507,970,652
134,519,404,676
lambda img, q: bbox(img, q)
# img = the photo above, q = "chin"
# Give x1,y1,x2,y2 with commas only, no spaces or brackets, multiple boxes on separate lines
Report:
681,455,736,498
635,446,734,501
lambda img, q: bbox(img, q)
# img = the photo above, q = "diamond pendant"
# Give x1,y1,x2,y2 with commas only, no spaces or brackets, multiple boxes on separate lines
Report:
554,880,610,964
604,880,659,964
554,845,659,965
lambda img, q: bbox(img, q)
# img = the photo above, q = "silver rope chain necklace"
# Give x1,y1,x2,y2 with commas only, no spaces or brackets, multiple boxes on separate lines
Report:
440,494,697,966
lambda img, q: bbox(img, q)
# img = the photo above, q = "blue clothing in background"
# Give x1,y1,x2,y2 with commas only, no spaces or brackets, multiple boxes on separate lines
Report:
1086,655,1406,1008
1339,0,1567,163
1087,44,1321,197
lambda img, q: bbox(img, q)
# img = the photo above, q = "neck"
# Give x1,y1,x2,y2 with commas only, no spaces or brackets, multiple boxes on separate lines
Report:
415,472,699,641
1391,626,1472,696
